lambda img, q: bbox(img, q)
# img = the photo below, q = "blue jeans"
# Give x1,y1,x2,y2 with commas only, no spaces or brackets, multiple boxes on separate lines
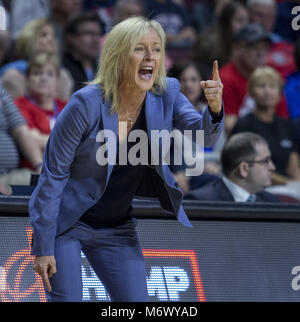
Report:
46,219,149,302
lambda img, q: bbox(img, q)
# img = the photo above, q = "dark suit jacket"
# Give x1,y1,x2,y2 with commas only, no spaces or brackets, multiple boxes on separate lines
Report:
185,177,280,202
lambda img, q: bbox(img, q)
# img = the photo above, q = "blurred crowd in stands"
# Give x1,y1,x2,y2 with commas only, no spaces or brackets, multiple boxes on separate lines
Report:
0,0,300,202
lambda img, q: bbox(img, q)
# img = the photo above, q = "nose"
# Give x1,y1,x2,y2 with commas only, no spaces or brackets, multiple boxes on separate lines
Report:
46,34,56,49
268,159,276,171
40,73,47,81
144,47,153,60
257,48,267,62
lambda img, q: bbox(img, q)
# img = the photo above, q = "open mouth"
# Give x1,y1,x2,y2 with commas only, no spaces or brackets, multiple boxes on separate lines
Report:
138,67,153,80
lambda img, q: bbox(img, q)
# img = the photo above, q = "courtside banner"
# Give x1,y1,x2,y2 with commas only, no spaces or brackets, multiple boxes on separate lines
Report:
1,216,300,302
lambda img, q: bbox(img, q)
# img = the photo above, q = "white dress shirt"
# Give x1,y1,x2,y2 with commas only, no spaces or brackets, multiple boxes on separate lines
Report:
221,176,252,202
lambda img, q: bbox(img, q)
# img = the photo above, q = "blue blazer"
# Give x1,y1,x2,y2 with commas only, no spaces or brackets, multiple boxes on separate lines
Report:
29,78,224,256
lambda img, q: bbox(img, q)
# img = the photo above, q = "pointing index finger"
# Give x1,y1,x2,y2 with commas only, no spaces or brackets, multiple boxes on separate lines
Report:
212,60,221,81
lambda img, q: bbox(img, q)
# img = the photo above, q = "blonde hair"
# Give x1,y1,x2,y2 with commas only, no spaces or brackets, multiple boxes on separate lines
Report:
91,17,166,113
26,52,60,77
15,18,53,60
248,66,283,96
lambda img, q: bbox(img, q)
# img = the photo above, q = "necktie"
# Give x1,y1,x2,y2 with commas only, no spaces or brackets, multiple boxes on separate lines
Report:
247,194,256,203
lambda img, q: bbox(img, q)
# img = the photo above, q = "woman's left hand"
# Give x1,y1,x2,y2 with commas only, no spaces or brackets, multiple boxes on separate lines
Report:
200,60,223,114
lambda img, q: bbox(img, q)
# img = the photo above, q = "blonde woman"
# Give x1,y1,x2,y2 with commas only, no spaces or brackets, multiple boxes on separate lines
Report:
30,17,224,302
232,66,300,182
0,18,73,101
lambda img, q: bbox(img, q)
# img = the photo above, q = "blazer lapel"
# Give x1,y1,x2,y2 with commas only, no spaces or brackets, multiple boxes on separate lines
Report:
145,91,164,174
101,101,118,185
145,91,164,133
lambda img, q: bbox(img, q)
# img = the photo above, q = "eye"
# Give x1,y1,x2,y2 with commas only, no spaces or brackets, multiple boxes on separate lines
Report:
47,71,55,77
152,47,161,53
32,70,42,76
256,83,265,89
134,46,144,52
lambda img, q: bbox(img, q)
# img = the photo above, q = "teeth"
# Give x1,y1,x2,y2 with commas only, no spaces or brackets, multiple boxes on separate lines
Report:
143,67,153,71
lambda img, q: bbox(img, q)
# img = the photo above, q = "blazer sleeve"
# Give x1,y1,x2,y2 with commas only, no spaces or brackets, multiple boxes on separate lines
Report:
29,91,91,256
170,78,224,148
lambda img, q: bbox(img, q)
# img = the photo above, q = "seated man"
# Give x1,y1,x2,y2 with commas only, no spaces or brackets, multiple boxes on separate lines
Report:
185,132,279,202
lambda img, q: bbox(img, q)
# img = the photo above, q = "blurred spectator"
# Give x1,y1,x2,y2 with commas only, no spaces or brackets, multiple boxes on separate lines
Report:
168,61,226,193
247,0,277,36
0,179,10,195
285,36,300,154
9,0,50,40
219,23,289,135
231,66,300,182
168,61,207,112
0,18,73,101
193,1,249,72
83,0,117,33
247,0,296,78
274,0,300,44
190,0,232,33
185,132,280,202
62,12,103,93
168,61,204,194
0,82,43,186
145,0,197,48
14,53,66,156
0,31,10,70
0,34,7,66
113,0,145,25
48,0,83,52
285,36,300,122
0,0,11,67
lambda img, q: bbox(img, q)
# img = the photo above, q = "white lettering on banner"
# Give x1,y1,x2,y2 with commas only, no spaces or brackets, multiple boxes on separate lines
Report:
291,6,300,31
81,252,110,301
162,267,190,300
146,267,169,300
291,266,300,291
80,251,191,301
146,266,190,301
0,266,7,291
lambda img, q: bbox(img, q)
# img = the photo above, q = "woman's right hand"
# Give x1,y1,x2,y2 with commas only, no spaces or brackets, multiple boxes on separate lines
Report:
33,255,57,292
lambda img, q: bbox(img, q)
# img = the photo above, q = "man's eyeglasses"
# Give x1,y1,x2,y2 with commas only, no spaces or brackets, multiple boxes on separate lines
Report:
244,156,272,166
233,156,272,169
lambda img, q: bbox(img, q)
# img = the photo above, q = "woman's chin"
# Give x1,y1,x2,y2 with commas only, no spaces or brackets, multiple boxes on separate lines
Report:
135,78,154,92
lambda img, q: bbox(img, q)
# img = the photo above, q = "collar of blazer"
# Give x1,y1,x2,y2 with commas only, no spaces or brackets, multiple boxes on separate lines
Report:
101,90,165,182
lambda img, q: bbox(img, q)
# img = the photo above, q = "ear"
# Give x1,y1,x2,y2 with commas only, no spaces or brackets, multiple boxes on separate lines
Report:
238,161,249,179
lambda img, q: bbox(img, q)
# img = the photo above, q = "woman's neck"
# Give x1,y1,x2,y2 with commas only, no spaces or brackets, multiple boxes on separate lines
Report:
118,84,146,114
253,105,275,123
